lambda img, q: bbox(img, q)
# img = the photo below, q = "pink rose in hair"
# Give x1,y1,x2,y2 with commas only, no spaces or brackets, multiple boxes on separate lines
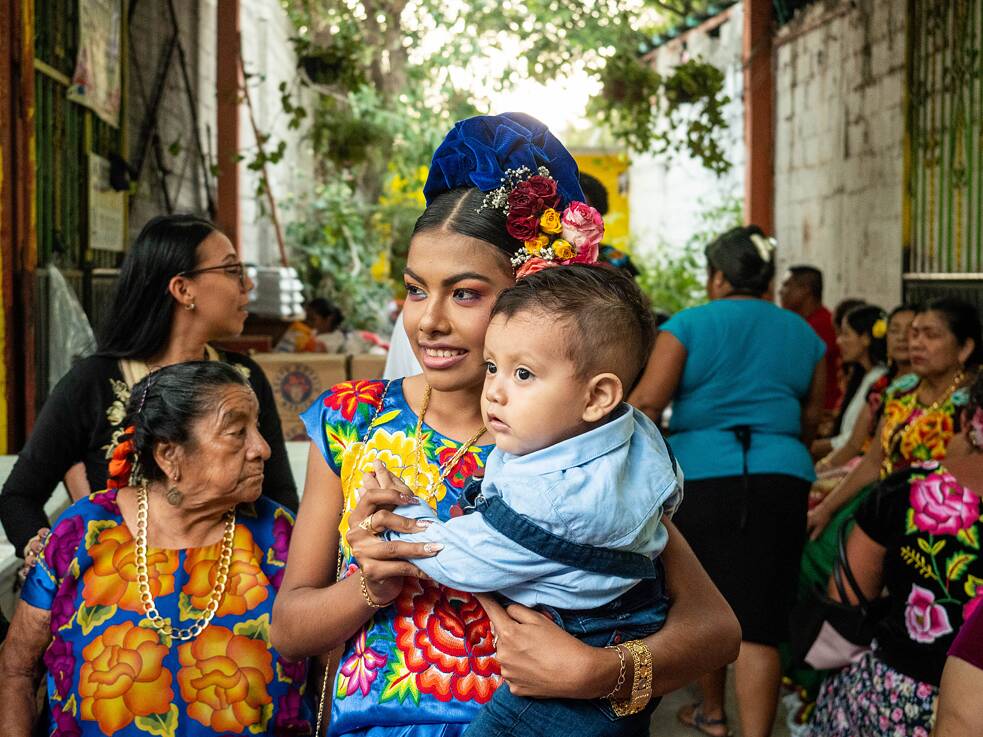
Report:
909,471,980,536
515,257,559,280
560,202,603,264
904,584,953,643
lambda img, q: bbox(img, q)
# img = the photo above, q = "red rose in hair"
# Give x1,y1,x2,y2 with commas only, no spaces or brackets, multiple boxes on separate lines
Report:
506,214,541,242
507,187,539,219
524,175,559,209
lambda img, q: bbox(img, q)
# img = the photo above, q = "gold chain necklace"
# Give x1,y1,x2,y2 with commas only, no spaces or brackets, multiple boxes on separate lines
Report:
135,483,236,641
412,384,487,504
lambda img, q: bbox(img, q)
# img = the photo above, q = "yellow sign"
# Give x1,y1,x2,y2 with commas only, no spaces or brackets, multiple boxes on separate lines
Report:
573,151,631,251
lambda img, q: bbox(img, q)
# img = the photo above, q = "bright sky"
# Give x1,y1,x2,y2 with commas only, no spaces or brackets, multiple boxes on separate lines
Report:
487,70,601,137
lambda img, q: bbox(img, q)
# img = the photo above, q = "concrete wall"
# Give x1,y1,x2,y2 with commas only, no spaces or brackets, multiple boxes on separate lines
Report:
629,4,745,257
773,0,906,311
127,0,311,265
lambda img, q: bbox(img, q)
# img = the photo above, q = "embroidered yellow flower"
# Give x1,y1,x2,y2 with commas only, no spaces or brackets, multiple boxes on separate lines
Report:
539,208,562,235
523,234,549,254
553,239,574,259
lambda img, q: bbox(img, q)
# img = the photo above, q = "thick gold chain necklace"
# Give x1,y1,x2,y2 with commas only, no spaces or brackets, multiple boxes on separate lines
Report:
413,384,487,504
135,484,236,641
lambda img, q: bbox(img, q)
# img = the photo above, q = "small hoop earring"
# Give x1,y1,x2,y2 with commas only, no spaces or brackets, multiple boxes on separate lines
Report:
185,299,196,311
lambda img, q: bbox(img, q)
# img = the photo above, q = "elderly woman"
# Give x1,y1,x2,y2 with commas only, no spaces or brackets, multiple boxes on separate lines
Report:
0,214,299,569
806,371,983,736
0,362,308,736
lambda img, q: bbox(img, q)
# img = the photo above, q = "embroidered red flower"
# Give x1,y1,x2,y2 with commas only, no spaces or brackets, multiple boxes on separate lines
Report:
393,580,500,703
324,381,384,422
437,447,481,489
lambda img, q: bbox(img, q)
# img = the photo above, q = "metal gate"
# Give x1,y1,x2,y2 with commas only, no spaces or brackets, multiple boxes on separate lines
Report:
904,0,983,310
33,0,126,402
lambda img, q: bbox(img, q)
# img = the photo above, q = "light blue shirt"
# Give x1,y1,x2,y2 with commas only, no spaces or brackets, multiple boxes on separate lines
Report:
661,299,825,482
388,405,683,609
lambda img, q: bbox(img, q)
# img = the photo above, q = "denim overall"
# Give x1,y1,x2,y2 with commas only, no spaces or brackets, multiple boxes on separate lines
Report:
459,481,670,737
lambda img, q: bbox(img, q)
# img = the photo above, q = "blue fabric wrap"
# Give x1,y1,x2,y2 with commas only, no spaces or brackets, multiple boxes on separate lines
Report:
422,113,585,206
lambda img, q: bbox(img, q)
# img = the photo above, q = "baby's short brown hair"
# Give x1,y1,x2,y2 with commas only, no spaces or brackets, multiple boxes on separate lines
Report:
491,264,656,392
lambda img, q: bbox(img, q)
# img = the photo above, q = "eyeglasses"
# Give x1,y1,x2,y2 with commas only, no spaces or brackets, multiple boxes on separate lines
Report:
179,262,248,289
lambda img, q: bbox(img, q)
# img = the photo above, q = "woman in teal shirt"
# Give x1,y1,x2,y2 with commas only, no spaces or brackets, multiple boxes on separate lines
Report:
630,225,826,737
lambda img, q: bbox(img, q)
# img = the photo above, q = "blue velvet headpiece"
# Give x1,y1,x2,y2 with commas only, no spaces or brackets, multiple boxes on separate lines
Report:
422,113,585,207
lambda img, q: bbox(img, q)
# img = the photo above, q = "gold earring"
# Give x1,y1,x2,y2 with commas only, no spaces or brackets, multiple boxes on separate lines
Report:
166,485,184,506
185,298,196,311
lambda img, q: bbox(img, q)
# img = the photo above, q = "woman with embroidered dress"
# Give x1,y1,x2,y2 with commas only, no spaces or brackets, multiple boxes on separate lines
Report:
807,298,982,541
270,113,741,736
805,371,983,736
0,214,299,568
0,362,309,736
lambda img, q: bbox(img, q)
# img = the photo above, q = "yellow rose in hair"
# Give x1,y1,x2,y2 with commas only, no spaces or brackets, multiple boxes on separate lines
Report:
524,234,549,254
553,239,575,259
539,208,563,235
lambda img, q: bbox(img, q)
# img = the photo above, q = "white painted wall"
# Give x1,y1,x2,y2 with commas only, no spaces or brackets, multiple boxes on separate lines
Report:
773,0,906,311
127,0,312,265
629,4,745,258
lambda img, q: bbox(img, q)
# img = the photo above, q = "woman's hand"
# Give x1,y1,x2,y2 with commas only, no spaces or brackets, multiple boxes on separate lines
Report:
476,594,605,699
18,528,49,582
807,501,833,540
346,462,439,605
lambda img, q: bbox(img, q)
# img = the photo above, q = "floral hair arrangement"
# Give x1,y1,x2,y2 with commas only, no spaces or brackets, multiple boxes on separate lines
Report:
422,113,602,278
107,425,138,490
872,317,888,339
479,166,603,279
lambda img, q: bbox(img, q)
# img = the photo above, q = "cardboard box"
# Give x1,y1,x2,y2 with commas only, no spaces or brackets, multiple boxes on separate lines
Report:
252,353,348,441
349,353,387,381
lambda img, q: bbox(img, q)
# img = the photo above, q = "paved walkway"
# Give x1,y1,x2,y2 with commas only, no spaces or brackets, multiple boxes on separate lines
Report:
650,678,793,736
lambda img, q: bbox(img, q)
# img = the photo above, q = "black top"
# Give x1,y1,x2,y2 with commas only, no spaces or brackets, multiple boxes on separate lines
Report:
0,351,298,554
856,461,983,686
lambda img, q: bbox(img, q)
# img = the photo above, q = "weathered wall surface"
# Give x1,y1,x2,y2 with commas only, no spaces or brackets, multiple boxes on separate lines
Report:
773,0,906,310
629,4,745,257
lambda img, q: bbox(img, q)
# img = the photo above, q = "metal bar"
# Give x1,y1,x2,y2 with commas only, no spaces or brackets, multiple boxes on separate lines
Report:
32,58,70,86
903,273,983,280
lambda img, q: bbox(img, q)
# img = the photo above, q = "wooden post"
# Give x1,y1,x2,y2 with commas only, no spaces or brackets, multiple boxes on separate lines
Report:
216,0,241,250
0,0,37,449
743,0,774,234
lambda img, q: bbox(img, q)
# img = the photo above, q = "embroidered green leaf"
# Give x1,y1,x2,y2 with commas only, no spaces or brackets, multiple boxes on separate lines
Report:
931,540,946,556
84,519,117,549
964,574,983,599
905,509,918,534
69,558,81,579
900,546,937,581
946,552,976,584
379,649,421,705
64,694,78,717
137,618,172,648
178,592,207,622
76,603,116,636
370,409,401,429
134,704,179,737
247,702,274,734
917,538,933,554
233,613,272,644
957,526,980,551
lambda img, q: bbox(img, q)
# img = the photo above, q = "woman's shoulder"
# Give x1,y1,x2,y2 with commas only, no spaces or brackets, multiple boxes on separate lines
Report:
51,355,122,392
309,379,394,425
40,490,123,576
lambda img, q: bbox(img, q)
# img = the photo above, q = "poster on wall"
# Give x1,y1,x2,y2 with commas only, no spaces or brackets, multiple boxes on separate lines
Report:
88,154,126,252
67,0,122,127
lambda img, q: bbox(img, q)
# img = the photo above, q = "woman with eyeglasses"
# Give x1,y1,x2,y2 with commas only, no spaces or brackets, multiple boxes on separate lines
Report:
0,214,299,567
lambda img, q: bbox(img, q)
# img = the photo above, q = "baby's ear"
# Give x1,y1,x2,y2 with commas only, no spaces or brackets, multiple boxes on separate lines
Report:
582,373,623,423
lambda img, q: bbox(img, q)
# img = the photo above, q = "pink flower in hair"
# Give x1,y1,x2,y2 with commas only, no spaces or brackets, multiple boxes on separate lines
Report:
515,257,560,280
560,202,604,264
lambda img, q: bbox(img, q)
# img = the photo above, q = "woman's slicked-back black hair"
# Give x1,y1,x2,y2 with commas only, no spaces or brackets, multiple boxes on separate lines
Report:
919,297,983,368
97,214,217,360
411,187,522,259
124,361,250,483
845,304,889,366
704,225,776,297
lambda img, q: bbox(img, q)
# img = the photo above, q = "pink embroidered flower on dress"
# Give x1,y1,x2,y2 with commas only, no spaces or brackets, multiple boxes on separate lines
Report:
904,584,953,644
337,628,388,697
909,471,980,536
969,407,983,451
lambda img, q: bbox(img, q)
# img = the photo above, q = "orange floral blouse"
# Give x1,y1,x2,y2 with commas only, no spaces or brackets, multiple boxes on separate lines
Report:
21,489,310,737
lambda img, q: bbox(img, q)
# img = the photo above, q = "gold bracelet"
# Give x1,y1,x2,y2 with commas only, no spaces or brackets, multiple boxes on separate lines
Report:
359,572,387,609
601,645,627,700
609,639,653,717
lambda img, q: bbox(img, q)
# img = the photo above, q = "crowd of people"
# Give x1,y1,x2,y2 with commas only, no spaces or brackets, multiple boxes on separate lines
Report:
0,111,978,737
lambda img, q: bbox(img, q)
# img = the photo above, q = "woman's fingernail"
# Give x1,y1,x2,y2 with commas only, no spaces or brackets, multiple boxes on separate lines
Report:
401,494,420,504
423,543,444,553
416,519,435,529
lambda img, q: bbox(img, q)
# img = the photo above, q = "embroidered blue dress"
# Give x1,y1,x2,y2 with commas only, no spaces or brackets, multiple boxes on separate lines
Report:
300,379,497,736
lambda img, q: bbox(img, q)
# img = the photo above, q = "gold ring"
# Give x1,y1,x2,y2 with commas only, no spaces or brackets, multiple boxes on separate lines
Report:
357,513,377,534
